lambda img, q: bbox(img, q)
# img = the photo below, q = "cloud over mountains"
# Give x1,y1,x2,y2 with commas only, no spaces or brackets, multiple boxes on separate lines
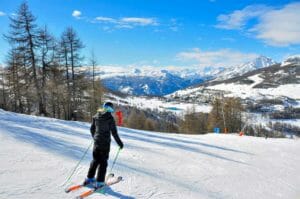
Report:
216,2,300,46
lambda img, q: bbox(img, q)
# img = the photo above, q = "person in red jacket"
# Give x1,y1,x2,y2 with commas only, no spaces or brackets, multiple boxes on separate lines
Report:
116,110,123,126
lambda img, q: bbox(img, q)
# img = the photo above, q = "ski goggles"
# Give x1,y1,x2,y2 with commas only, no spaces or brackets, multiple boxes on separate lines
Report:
103,105,115,113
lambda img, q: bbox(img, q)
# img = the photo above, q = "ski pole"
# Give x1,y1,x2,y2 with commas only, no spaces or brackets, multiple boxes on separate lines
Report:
109,147,122,174
62,140,93,186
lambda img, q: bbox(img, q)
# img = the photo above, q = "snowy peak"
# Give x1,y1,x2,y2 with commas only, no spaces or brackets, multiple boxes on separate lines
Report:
248,55,277,68
215,56,277,81
168,60,299,102
79,55,277,96
282,55,300,65
98,67,206,96
133,68,142,74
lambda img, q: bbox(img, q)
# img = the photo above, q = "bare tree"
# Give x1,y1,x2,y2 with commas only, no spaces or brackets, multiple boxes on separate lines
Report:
208,97,243,133
60,27,84,120
37,26,56,116
0,64,7,109
5,2,45,115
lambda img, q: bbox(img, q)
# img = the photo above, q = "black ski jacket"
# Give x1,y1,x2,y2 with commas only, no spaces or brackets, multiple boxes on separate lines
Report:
90,110,123,151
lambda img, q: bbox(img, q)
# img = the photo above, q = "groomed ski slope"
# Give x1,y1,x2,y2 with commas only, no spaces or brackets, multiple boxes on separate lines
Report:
0,109,299,199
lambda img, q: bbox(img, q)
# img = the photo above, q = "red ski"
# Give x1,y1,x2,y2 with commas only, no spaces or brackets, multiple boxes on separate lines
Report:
75,176,122,199
65,173,114,193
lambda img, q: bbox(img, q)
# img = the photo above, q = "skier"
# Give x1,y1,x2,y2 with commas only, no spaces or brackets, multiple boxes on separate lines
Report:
84,102,124,189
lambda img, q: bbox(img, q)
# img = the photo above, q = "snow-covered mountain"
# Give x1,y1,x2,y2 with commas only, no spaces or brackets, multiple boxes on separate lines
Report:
80,56,276,96
282,55,300,66
1,109,299,199
168,56,300,104
98,67,207,96
214,55,277,81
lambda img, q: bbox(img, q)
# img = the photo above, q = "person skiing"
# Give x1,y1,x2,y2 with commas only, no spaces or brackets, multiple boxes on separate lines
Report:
84,102,124,188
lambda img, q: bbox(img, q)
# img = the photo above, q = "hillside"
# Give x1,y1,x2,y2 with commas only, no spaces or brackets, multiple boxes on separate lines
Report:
166,60,300,133
0,109,299,199
168,60,300,103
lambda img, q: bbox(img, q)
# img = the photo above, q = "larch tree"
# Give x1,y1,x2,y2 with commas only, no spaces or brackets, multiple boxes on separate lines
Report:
5,2,45,115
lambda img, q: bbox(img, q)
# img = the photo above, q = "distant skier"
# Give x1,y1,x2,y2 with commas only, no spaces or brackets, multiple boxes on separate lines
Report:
84,102,124,188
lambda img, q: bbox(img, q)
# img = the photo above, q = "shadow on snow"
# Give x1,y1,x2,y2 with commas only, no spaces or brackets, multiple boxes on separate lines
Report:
0,112,250,198
120,127,253,155
119,129,250,165
0,122,89,161
103,187,136,199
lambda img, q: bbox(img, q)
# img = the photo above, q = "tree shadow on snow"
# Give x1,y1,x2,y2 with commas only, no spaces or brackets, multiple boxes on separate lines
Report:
0,122,90,161
120,129,250,165
1,114,91,140
120,128,253,155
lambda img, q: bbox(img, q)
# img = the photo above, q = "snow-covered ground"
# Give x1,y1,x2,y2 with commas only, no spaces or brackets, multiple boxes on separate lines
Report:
243,112,300,130
0,109,300,199
207,74,300,100
171,73,300,101
107,93,212,115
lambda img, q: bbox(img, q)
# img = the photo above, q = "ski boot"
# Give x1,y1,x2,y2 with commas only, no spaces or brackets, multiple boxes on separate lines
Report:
94,181,105,189
83,177,95,186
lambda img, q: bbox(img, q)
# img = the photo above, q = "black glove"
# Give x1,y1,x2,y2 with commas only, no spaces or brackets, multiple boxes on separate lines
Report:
119,142,124,149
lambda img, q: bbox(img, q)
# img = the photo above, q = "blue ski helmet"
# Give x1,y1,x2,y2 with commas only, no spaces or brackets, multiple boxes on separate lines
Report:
103,102,114,113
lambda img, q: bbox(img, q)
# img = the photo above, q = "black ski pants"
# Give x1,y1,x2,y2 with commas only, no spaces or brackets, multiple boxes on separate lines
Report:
87,146,109,182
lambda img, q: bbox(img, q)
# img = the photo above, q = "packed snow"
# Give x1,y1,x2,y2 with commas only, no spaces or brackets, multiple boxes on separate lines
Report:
0,109,300,199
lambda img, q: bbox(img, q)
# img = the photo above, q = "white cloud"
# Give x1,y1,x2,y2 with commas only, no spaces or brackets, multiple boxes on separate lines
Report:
253,3,300,46
0,11,6,16
95,16,115,23
72,10,81,18
216,5,270,30
115,24,134,29
120,17,158,26
177,48,258,68
93,16,158,29
216,3,300,46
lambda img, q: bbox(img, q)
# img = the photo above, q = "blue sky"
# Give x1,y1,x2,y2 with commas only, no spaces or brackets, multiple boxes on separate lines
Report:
0,0,300,69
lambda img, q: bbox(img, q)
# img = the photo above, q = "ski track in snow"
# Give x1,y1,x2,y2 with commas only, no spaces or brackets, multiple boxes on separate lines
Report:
0,109,300,199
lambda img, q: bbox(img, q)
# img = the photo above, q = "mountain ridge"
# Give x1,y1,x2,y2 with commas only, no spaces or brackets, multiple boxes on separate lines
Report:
86,55,277,96
167,56,300,102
